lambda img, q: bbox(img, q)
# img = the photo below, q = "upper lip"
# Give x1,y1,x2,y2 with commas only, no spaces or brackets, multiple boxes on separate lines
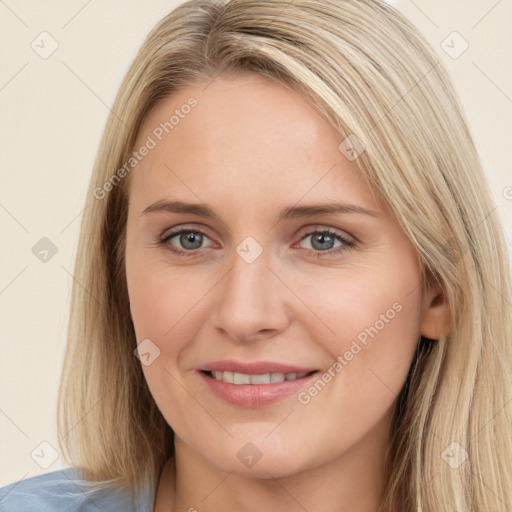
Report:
199,360,318,375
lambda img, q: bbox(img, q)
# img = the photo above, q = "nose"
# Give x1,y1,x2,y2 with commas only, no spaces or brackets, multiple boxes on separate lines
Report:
209,246,291,344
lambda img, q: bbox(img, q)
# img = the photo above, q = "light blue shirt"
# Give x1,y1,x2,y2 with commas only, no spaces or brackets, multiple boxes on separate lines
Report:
0,466,155,511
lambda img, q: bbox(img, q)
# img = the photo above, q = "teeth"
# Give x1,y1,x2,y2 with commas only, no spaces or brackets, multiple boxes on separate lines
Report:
250,373,271,384
210,371,310,384
233,372,251,384
222,371,234,383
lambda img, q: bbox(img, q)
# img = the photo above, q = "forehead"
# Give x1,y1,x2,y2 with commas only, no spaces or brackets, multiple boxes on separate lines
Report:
127,73,381,213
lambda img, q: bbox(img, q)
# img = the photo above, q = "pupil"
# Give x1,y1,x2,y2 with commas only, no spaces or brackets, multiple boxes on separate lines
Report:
313,233,333,250
181,231,202,249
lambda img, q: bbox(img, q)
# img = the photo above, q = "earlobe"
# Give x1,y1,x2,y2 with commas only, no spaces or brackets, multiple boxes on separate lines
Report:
420,278,452,340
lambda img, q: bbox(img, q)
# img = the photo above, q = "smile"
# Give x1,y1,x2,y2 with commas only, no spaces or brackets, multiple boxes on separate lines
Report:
197,366,320,408
206,370,312,384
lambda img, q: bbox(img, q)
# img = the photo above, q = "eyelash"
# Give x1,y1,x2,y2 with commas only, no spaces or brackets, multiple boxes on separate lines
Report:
156,226,356,258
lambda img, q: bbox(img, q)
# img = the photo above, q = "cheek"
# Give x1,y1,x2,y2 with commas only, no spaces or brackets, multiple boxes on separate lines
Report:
126,252,205,422
126,246,197,340
297,260,420,334
285,261,422,464
126,249,219,384
292,249,423,396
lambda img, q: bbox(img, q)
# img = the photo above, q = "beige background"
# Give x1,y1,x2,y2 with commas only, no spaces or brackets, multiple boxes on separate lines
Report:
1,0,511,486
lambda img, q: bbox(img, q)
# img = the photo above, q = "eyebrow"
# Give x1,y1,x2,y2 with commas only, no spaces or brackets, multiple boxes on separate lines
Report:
141,200,379,220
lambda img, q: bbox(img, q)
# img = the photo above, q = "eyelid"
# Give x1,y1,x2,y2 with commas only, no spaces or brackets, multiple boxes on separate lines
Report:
297,224,356,243
159,223,215,242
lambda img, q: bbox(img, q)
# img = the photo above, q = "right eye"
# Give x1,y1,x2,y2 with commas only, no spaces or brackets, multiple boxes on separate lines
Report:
158,228,214,256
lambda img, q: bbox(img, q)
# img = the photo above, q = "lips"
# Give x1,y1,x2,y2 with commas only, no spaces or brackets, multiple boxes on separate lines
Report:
196,360,319,408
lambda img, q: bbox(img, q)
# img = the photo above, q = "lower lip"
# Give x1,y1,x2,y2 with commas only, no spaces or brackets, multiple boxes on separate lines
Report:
197,371,319,408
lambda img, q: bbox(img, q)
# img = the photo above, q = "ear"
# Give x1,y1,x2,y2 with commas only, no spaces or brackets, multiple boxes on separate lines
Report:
420,273,452,340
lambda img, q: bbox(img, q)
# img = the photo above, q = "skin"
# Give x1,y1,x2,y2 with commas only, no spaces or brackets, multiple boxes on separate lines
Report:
124,71,451,512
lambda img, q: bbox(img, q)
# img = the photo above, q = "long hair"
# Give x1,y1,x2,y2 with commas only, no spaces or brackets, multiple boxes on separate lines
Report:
57,1,512,509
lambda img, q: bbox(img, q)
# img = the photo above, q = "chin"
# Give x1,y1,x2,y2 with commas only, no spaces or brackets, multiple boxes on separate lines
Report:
197,434,313,479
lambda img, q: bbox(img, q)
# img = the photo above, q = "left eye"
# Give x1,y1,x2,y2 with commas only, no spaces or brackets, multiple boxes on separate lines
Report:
298,229,353,253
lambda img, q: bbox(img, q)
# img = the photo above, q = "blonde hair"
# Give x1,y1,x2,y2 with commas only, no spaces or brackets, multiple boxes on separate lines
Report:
57,0,512,509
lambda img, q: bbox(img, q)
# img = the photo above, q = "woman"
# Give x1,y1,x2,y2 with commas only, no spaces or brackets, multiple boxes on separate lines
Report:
1,0,511,511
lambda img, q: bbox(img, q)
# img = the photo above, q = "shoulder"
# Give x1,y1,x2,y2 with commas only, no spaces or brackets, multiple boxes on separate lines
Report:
0,466,154,512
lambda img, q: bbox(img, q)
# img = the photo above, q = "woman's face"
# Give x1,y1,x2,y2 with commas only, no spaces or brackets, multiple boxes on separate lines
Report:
125,72,445,477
